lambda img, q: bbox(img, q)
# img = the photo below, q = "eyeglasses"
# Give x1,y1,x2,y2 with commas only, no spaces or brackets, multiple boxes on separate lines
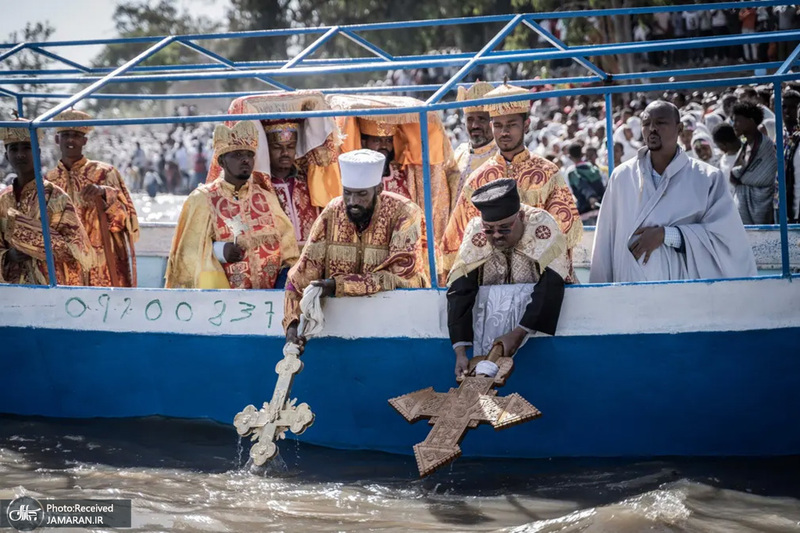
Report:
482,224,514,236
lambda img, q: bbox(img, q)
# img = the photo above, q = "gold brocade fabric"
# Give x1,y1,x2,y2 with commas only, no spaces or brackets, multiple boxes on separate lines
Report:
446,140,499,212
447,205,569,287
441,150,582,283
272,166,321,246
282,191,430,330
165,172,299,289
0,179,93,285
46,157,139,287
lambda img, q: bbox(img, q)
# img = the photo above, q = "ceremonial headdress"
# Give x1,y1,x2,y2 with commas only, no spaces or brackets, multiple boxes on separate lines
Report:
471,178,521,222
484,82,532,118
0,118,41,145
338,149,385,189
357,118,398,138
213,121,259,158
456,81,494,114
53,109,93,135
261,119,302,144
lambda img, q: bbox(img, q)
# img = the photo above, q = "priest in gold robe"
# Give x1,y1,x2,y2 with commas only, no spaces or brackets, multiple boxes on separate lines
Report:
441,83,582,283
0,121,93,285
283,149,430,347
447,81,498,211
165,121,299,289
447,179,568,379
46,109,139,287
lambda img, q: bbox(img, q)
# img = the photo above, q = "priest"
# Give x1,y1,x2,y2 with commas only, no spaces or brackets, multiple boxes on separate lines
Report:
447,179,569,379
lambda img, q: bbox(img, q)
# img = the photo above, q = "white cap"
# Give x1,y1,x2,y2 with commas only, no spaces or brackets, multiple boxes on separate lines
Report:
338,149,386,189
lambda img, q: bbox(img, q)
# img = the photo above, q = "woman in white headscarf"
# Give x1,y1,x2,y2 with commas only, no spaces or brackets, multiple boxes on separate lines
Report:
691,130,721,169
613,124,640,163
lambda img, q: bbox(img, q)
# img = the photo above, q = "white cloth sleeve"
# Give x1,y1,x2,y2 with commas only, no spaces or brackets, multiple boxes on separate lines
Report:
213,242,228,264
663,226,684,249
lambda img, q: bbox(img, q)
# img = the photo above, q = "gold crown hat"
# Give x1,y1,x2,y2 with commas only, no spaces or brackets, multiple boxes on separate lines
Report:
484,82,532,118
456,80,495,114
0,118,42,145
261,119,301,144
53,109,93,135
357,117,398,138
213,120,259,158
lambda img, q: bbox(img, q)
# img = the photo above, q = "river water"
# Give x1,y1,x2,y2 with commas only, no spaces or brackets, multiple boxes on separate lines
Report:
1,415,799,532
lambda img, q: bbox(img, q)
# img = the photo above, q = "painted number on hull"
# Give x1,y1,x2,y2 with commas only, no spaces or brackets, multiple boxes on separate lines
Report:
63,294,277,329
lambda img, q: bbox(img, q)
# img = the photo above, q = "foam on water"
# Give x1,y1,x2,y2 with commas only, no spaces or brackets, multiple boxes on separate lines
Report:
1,415,799,532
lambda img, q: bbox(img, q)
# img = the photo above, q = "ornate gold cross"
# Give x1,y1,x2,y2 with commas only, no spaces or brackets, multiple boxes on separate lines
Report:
389,356,541,477
233,343,314,465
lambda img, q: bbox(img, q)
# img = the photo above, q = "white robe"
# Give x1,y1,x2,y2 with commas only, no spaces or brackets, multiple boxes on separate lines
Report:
590,147,757,283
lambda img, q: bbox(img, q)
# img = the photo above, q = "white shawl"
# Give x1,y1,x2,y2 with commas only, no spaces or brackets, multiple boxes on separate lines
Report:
590,147,756,283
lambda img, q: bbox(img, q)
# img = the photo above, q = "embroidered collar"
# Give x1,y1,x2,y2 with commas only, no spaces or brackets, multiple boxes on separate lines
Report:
58,156,88,172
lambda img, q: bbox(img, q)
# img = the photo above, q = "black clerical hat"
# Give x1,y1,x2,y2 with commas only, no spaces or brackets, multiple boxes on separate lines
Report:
471,178,521,222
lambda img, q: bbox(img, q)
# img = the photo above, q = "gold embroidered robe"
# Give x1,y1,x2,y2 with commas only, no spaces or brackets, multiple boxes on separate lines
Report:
272,166,321,246
46,157,139,287
0,179,93,285
447,140,499,212
165,172,299,289
441,150,582,282
283,191,430,330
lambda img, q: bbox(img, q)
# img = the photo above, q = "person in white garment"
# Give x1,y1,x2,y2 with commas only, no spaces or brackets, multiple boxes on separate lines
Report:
589,100,756,283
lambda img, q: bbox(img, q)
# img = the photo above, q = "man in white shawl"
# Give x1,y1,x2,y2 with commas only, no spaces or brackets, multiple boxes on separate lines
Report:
590,101,756,283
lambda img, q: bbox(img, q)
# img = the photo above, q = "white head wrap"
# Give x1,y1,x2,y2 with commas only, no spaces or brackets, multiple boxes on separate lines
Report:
339,149,386,189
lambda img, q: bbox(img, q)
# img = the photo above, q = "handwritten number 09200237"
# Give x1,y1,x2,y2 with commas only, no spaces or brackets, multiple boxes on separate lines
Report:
64,294,275,328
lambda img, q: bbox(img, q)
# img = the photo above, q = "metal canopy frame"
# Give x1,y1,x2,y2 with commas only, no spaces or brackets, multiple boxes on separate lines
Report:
0,0,798,287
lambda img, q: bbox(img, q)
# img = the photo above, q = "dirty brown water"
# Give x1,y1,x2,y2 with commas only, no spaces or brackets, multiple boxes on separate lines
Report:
1,415,799,532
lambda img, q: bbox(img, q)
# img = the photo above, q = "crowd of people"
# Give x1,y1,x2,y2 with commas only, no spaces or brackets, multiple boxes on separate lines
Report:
3,74,800,376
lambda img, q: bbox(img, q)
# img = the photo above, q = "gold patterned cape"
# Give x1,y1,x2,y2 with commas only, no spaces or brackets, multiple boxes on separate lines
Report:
165,172,299,289
325,94,455,249
446,140,499,212
283,191,430,330
46,157,139,287
0,179,93,285
447,205,569,287
442,150,582,282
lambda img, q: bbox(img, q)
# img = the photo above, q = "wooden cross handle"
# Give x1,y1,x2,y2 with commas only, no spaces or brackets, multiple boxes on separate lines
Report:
487,341,505,362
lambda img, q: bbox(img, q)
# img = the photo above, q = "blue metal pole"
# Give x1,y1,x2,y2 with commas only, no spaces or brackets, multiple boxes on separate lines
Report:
427,14,524,105
29,46,91,72
178,40,293,91
28,125,57,286
33,36,176,123
16,96,24,118
341,30,394,61
282,27,340,70
605,93,614,178
0,43,27,63
773,82,791,278
418,111,438,289
522,18,608,80
776,41,800,75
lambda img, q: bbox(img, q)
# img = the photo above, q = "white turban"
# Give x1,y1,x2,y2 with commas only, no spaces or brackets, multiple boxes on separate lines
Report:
339,149,385,189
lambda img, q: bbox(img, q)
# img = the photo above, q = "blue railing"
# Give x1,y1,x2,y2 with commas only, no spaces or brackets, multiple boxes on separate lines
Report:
1,0,798,287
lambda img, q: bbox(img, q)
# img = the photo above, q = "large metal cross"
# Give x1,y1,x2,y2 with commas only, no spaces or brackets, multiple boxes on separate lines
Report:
389,357,541,477
233,342,314,465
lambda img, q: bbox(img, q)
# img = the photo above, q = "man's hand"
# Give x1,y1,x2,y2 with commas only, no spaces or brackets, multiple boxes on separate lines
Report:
285,321,307,355
223,242,245,263
79,183,106,204
454,345,469,379
588,197,601,210
310,278,336,297
5,248,30,264
494,327,528,358
629,226,665,264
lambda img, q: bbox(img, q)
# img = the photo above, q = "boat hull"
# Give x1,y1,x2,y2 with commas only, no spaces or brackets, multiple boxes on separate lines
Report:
2,278,799,458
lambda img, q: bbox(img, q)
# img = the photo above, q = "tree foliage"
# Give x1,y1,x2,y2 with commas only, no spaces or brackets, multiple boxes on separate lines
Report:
1,22,56,119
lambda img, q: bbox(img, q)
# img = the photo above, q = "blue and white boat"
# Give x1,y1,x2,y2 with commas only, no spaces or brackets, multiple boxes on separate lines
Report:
1,1,800,460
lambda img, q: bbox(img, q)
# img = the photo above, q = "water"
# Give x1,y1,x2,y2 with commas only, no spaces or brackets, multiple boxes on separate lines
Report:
1,416,799,532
